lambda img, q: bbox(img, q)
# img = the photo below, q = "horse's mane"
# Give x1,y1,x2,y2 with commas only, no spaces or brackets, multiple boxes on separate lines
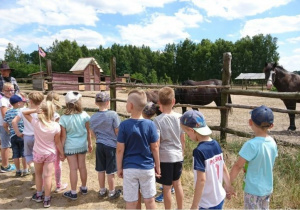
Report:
274,64,288,72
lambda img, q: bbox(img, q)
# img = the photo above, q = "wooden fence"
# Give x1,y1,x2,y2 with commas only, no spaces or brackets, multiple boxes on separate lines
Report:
46,53,300,147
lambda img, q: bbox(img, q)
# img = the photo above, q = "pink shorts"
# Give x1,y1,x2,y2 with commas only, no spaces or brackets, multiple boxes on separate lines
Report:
33,152,56,163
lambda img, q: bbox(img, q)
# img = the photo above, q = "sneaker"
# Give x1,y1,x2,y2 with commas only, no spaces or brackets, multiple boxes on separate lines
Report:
79,186,88,195
171,187,175,194
23,170,30,176
0,164,16,172
159,186,163,191
108,189,121,200
155,193,164,203
63,191,78,200
99,188,108,198
16,171,22,177
32,193,43,203
43,197,51,208
55,183,68,193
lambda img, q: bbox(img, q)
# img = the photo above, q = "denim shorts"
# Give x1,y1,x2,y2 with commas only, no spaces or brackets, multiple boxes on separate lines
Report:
0,126,11,148
11,135,24,159
95,143,117,174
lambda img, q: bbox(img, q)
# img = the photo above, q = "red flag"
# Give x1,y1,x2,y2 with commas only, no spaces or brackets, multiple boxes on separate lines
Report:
39,47,46,57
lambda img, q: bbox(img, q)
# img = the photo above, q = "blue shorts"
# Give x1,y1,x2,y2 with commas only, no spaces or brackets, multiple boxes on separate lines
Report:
156,161,183,186
95,143,117,174
0,126,11,149
200,199,224,209
11,135,24,159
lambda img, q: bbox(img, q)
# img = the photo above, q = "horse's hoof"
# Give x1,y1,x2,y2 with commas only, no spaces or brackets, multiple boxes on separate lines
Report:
287,127,296,131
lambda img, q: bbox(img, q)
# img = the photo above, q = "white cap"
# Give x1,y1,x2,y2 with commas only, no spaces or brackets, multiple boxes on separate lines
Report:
63,91,82,104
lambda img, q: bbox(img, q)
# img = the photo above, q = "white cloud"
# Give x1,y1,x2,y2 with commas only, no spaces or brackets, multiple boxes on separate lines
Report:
0,0,98,27
190,0,292,19
240,15,300,37
279,54,300,71
287,36,300,43
293,48,300,53
88,0,176,15
117,8,203,49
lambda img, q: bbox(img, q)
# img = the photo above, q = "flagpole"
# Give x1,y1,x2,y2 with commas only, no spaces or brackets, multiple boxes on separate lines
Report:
38,45,44,92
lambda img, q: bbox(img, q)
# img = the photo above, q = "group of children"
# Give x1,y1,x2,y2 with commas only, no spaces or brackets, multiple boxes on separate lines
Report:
0,83,278,209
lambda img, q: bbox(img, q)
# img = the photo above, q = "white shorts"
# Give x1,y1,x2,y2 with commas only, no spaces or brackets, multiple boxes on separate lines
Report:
123,168,156,202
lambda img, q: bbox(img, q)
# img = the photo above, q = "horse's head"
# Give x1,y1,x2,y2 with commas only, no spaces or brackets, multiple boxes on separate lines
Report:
263,62,277,90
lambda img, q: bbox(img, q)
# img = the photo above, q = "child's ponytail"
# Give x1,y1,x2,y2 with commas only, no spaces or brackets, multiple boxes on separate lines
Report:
38,101,56,127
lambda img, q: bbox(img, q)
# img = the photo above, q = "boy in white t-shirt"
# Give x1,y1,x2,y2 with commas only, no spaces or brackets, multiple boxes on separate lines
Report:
12,91,44,179
0,83,15,172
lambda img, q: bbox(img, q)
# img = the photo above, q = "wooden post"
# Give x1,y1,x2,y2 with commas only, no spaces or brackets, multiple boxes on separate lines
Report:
110,57,117,111
46,59,53,91
220,52,232,143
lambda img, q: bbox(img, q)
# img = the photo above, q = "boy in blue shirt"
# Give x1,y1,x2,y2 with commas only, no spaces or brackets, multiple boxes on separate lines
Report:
90,91,121,199
230,105,278,209
117,89,160,209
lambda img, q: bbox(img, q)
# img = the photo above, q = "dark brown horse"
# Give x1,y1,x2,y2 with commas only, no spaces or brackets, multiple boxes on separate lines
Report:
175,79,231,113
145,90,161,115
264,62,300,131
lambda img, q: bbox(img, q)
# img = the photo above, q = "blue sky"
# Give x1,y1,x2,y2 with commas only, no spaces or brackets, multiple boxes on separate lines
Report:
0,0,299,71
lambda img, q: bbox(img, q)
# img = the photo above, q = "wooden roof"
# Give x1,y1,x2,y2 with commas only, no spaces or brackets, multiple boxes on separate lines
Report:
69,57,103,73
235,73,265,80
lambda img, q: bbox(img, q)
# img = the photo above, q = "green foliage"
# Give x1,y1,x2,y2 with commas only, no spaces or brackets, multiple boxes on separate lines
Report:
3,34,280,83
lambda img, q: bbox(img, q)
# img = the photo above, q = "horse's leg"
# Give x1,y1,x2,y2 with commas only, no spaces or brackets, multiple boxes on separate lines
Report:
283,100,296,131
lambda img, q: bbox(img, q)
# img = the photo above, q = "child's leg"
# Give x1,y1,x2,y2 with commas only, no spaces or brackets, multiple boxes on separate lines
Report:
22,157,27,170
144,197,156,210
43,161,54,197
0,127,11,168
98,172,105,189
67,155,79,191
1,148,10,167
54,149,62,188
34,162,44,192
172,179,184,210
126,201,140,209
107,174,115,191
162,185,172,209
13,158,20,171
77,153,87,188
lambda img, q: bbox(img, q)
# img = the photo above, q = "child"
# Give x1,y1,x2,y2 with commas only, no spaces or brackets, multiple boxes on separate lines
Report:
180,110,233,209
12,91,44,179
60,91,92,200
0,83,16,172
116,89,160,209
90,91,121,199
142,101,157,119
23,101,64,208
230,105,278,209
153,87,185,209
46,91,68,193
3,95,28,176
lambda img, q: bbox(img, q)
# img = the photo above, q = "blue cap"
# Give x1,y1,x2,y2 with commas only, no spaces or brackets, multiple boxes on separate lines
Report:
180,110,212,135
251,105,274,127
9,95,23,105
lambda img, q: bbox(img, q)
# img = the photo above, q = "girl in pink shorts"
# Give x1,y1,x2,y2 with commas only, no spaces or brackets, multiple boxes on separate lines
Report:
23,101,64,208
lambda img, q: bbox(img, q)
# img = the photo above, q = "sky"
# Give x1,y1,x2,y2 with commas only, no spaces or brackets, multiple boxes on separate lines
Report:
0,0,299,71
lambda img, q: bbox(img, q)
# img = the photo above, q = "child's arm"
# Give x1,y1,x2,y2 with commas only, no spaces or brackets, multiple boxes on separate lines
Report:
223,163,236,199
1,106,7,119
116,142,125,178
22,108,40,123
230,156,247,184
3,122,9,134
85,122,92,153
114,127,119,136
60,126,67,148
12,116,23,137
191,171,206,210
54,131,65,161
90,129,96,139
150,140,161,178
180,132,185,158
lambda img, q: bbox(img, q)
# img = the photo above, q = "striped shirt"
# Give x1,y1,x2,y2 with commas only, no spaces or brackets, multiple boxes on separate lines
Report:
4,108,24,138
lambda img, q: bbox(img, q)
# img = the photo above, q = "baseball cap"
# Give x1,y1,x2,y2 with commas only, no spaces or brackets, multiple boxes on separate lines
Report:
95,91,110,102
180,110,212,136
10,95,23,105
251,105,274,127
63,91,82,104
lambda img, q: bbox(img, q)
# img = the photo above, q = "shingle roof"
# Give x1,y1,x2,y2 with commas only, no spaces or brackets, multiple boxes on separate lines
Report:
69,57,103,72
235,73,265,80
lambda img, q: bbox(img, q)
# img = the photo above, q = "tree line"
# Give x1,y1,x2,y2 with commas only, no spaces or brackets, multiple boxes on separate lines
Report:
2,34,280,84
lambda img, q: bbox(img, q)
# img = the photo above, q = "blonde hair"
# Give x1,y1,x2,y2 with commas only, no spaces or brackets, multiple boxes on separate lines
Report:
28,91,44,105
158,87,174,105
64,99,82,115
128,89,147,112
46,91,62,109
38,101,56,127
3,82,13,90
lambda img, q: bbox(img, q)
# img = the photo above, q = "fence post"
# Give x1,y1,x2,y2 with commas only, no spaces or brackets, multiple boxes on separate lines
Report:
220,52,232,143
110,56,117,111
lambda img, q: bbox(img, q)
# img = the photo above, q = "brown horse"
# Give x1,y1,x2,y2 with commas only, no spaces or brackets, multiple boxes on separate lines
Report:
175,79,231,113
145,90,161,115
264,62,300,131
